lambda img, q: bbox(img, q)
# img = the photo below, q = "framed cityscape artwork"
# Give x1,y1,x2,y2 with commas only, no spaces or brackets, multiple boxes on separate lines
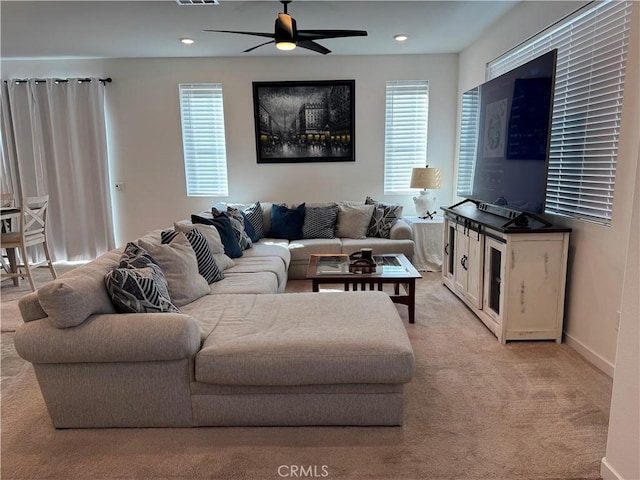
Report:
252,80,355,163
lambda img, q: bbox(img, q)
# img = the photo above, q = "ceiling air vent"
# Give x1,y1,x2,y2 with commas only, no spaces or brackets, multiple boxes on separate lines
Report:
176,0,219,5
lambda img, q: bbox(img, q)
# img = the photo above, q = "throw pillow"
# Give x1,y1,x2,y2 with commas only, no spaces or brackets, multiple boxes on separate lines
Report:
192,214,243,259
220,207,253,250
174,220,225,255
138,233,210,307
161,229,224,284
334,203,375,239
241,212,260,243
105,266,179,314
119,241,158,269
242,201,265,239
270,203,306,240
365,196,403,238
302,204,338,239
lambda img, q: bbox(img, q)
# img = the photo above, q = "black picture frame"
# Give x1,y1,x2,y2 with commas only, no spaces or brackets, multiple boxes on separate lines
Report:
252,80,355,164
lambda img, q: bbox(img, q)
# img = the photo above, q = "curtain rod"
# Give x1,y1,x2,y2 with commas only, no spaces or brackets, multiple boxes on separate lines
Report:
3,77,112,84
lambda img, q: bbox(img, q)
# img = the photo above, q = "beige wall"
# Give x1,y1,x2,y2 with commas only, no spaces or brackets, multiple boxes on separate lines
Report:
2,54,459,245
456,0,640,377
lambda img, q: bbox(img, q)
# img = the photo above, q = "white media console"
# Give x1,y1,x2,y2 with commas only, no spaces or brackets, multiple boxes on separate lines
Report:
441,201,571,344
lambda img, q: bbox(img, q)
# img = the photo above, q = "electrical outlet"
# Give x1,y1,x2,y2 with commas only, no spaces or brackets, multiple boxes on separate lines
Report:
115,182,124,192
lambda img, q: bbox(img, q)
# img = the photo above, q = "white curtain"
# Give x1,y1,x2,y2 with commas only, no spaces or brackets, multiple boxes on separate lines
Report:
0,78,115,261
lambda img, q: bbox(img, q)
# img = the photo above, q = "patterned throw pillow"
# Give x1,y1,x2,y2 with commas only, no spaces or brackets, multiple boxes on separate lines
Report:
105,266,179,314
365,196,403,238
224,207,253,250
302,205,338,239
242,201,265,239
161,229,224,284
105,242,178,314
119,242,157,269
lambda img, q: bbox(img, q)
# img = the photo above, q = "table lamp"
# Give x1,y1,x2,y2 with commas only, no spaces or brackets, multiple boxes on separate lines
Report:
410,166,441,219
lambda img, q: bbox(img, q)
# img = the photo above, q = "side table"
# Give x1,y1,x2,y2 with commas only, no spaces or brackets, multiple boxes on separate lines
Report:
403,215,444,272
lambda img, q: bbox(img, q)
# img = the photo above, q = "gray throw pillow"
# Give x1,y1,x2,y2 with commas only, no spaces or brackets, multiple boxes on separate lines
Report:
161,229,224,284
138,233,210,307
334,203,375,239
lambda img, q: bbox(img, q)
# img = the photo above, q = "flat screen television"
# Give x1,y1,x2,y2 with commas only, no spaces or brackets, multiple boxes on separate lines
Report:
466,49,557,214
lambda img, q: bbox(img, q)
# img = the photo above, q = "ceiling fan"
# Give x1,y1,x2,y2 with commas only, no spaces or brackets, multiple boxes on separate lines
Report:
204,0,368,55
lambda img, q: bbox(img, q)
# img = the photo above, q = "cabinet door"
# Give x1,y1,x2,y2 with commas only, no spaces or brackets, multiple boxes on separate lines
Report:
453,223,468,293
465,229,484,309
442,220,456,285
483,237,505,328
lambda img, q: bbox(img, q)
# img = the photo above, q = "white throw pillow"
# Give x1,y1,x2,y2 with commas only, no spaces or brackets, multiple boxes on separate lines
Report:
334,203,375,239
138,233,209,307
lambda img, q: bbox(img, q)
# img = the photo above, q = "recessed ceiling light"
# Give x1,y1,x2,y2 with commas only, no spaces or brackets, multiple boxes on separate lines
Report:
180,38,195,45
394,34,408,43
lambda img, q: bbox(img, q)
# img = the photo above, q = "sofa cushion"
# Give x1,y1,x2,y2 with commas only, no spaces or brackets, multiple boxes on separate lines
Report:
36,249,121,329
302,204,338,239
239,240,291,270
225,256,288,293
270,203,305,240
287,238,342,262
195,292,415,386
192,214,243,259
341,238,415,258
162,229,224,284
139,233,210,307
104,266,179,314
207,272,279,296
335,203,375,239
242,202,264,239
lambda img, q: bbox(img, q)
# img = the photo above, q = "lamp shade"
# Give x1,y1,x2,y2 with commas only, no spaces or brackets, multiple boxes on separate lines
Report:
410,167,441,190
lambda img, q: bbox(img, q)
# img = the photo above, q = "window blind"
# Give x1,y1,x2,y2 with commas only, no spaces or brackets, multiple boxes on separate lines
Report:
456,87,479,197
485,0,632,224
179,83,229,197
384,80,429,194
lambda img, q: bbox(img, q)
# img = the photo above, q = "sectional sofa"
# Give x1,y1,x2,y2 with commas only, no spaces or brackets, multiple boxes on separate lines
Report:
14,201,416,428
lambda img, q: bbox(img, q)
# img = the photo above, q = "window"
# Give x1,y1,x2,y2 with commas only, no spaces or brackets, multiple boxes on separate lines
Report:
384,80,429,194
456,0,632,224
456,87,479,197
179,83,228,197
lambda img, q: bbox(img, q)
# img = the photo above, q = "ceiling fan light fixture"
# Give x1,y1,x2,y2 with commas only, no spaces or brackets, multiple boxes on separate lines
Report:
180,37,195,45
275,12,297,50
394,34,409,42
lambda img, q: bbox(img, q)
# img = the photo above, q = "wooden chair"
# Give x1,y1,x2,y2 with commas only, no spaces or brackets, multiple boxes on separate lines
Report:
1,195,57,291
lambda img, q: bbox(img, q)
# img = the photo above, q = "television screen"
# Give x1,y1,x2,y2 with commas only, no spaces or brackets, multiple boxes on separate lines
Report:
467,49,557,214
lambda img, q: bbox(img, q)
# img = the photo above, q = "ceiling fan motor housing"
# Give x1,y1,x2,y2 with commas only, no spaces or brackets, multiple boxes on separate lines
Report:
275,13,297,47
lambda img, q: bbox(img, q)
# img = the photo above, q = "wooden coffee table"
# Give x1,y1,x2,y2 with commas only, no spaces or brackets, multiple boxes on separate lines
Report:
306,253,422,324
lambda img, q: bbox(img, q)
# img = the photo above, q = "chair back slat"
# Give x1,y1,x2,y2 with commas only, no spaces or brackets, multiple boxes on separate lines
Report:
22,196,49,235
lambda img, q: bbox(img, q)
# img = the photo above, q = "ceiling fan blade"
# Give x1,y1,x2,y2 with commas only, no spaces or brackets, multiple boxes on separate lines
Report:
243,40,276,53
298,30,368,41
204,30,275,40
297,40,331,55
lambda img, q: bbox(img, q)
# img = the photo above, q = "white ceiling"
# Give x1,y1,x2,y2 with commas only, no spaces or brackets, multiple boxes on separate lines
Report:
1,0,518,59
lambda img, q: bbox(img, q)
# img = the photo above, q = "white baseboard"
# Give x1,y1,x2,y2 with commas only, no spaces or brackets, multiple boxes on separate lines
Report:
564,332,615,377
601,457,623,480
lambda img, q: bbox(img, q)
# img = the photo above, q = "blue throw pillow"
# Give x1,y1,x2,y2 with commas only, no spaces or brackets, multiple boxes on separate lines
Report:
241,211,260,243
270,203,306,240
191,214,243,259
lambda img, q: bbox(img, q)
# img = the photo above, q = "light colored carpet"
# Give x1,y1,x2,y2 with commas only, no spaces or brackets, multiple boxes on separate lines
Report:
1,271,613,480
